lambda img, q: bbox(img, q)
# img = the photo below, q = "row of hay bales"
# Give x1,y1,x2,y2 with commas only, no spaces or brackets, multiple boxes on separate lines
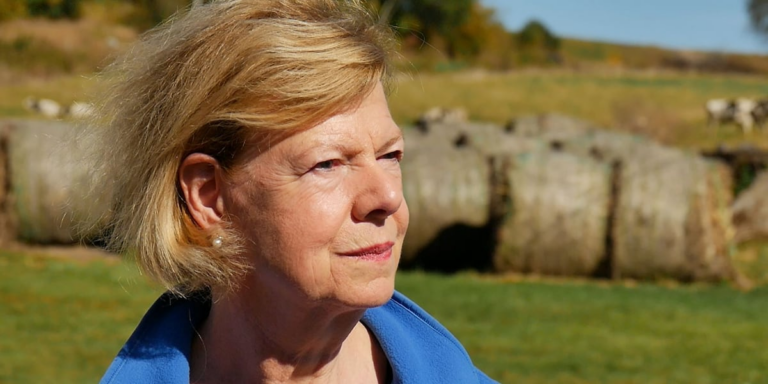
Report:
401,114,736,282
0,117,736,283
0,119,108,246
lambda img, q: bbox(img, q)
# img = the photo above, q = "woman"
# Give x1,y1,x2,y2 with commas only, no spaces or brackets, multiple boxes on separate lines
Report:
92,0,496,383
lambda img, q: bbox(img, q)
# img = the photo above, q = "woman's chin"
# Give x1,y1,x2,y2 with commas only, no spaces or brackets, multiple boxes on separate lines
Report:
334,276,396,309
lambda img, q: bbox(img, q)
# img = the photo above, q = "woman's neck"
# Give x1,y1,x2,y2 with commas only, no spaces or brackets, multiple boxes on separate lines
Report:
189,286,388,383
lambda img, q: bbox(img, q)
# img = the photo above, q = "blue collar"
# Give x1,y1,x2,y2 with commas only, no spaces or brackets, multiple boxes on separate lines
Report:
101,291,496,383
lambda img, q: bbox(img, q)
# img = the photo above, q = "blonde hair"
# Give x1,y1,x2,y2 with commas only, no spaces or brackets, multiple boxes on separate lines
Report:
87,0,395,295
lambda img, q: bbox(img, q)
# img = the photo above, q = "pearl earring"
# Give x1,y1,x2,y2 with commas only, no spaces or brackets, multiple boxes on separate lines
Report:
212,236,223,248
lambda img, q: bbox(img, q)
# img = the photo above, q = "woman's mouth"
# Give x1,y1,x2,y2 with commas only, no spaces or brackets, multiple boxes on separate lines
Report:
338,241,394,262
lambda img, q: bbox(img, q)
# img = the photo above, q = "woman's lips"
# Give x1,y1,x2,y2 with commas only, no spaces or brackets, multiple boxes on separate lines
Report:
338,241,394,261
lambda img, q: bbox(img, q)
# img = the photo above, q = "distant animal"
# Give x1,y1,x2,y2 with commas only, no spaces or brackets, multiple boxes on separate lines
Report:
705,99,736,125
705,98,757,134
23,97,63,119
415,107,468,133
751,99,768,130
734,98,758,134
64,102,95,119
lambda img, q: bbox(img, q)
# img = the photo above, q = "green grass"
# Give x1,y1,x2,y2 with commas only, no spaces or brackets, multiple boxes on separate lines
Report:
2,249,768,384
399,272,768,384
0,75,98,117
0,250,161,383
4,70,768,149
387,70,768,149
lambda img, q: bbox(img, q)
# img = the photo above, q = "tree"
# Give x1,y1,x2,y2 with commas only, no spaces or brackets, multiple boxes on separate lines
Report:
749,0,768,38
515,20,561,66
375,0,474,58
25,0,80,19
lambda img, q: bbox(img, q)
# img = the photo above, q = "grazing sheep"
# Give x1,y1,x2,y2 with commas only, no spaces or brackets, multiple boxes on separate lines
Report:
64,102,95,119
734,98,758,134
705,98,758,134
751,99,768,130
705,98,736,127
23,97,63,119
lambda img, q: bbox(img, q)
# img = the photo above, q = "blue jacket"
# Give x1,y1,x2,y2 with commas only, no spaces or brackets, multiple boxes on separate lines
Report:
101,290,497,383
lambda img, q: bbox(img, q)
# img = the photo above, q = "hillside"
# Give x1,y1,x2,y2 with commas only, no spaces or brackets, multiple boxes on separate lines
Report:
3,16,768,83
560,38,768,74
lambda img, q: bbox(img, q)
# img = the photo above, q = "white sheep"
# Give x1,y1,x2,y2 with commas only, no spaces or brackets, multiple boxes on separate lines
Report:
734,98,757,134
23,97,63,119
705,98,757,134
64,102,95,119
705,98,735,127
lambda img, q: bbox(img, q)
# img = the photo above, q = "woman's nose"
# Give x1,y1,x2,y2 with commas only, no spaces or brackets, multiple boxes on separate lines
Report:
351,162,403,225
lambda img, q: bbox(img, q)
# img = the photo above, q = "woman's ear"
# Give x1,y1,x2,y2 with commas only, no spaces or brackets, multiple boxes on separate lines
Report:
178,153,225,230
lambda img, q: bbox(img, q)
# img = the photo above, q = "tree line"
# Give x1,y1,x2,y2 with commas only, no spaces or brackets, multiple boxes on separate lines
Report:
0,0,564,70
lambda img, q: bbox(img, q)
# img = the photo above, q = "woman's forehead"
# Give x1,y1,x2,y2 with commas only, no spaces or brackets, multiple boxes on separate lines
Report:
251,84,399,154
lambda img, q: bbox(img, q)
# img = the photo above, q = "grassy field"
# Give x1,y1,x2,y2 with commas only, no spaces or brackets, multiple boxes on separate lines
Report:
2,249,768,384
387,70,768,149
4,69,768,150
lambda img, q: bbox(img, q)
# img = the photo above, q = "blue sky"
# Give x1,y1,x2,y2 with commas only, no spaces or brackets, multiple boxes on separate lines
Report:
479,0,767,54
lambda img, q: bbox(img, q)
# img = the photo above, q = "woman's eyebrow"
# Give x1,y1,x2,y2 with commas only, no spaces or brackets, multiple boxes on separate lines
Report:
378,133,404,151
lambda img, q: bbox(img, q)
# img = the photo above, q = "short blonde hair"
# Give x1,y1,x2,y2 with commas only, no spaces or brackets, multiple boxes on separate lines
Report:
88,0,395,295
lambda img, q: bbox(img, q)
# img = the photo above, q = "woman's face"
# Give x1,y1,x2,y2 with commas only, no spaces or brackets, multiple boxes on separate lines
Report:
224,83,408,309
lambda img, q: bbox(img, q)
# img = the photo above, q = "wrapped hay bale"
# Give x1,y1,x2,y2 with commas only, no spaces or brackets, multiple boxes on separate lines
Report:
506,113,594,142
7,119,108,244
415,107,468,132
493,150,612,276
406,122,507,150
684,160,735,281
402,125,456,153
611,145,735,281
544,128,735,282
404,122,546,156
560,129,654,162
400,144,493,269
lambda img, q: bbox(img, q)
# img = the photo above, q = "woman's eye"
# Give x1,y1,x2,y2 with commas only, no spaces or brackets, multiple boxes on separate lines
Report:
313,160,338,170
380,150,403,162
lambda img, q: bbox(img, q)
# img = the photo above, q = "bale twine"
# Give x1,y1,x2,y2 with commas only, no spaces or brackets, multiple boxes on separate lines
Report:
7,119,107,244
493,150,612,276
400,144,492,267
610,144,735,281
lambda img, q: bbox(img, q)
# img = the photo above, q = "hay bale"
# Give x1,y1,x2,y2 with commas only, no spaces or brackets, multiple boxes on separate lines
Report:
493,151,612,276
406,122,506,150
404,122,547,156
7,119,107,244
415,107,469,132
400,145,492,267
610,145,735,281
539,128,735,281
685,160,735,281
560,129,655,162
732,171,768,243
506,113,594,142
